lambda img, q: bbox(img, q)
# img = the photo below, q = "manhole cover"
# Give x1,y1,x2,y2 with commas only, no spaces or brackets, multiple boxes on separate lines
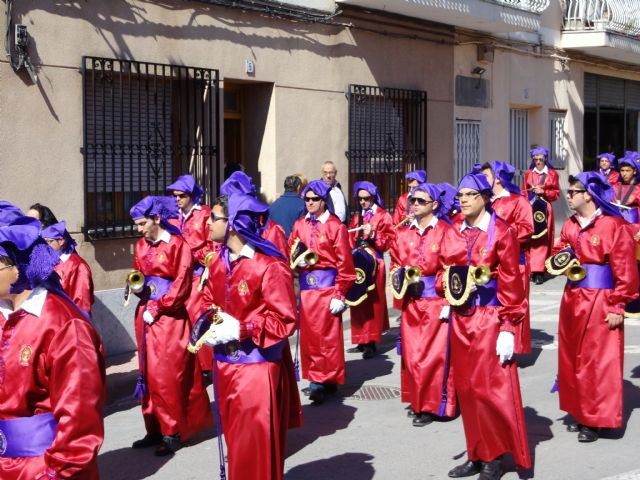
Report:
338,384,400,400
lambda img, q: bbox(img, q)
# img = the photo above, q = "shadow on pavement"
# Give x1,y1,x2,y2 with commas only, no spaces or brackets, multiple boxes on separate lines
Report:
98,446,172,480
514,406,554,479
516,329,555,369
286,452,375,480
286,400,357,458
631,365,640,378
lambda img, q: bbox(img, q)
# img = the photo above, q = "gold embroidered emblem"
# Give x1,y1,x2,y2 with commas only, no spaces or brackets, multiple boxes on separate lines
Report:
479,247,488,257
158,253,166,262
238,280,249,296
534,211,546,223
307,274,317,287
355,268,366,285
19,345,32,367
431,243,439,252
554,251,571,267
320,234,326,242
451,273,462,295
591,235,600,246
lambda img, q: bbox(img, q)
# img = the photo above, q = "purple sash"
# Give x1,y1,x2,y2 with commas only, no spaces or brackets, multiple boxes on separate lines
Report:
193,264,204,277
622,207,639,224
473,279,501,306
214,339,286,364
568,264,614,289
408,275,437,298
145,276,172,300
0,412,57,458
300,269,337,290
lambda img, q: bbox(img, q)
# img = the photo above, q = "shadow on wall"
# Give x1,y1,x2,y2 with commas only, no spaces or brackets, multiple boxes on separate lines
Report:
92,289,137,357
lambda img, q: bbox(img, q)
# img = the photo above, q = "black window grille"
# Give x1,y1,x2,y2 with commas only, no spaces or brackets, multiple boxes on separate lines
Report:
346,84,427,216
82,56,220,240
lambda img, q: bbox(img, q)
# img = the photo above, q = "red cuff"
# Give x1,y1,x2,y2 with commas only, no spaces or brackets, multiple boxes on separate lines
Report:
499,321,516,334
333,291,345,302
239,322,255,341
146,300,159,318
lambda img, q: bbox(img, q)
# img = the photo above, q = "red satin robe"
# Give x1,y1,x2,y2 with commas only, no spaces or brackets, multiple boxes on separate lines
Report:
347,207,393,344
390,219,456,417
169,205,214,371
0,290,105,480
133,234,212,440
392,192,411,226
263,219,289,259
522,168,560,273
611,182,640,213
437,215,531,468
557,214,638,428
54,252,94,316
493,193,533,353
289,213,356,384
600,169,620,185
203,250,302,480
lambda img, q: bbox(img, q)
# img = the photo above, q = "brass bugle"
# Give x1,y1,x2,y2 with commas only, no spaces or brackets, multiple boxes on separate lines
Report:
566,264,586,282
203,251,216,268
127,270,145,290
405,266,422,284
304,251,319,266
393,214,414,230
472,265,492,286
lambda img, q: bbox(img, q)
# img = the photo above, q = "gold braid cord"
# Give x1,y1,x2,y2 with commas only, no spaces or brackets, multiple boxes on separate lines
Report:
187,304,224,354
545,249,578,276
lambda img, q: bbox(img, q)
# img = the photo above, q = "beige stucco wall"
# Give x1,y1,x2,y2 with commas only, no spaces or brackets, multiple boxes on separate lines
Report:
0,0,454,289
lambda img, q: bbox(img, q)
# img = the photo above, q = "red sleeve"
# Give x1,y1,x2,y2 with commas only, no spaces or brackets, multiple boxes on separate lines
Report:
392,195,407,225
332,223,357,299
496,225,526,330
543,169,561,203
65,258,94,315
371,211,394,252
347,214,359,249
552,220,572,254
249,261,298,348
265,222,288,259
521,171,530,194
607,221,640,312
44,319,105,478
513,198,534,247
150,239,193,316
192,208,214,265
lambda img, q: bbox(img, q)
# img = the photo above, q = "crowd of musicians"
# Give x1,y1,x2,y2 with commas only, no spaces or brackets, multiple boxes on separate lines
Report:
1,146,639,480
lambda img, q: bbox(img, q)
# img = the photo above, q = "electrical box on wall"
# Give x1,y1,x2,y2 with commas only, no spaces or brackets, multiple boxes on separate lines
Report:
477,44,494,64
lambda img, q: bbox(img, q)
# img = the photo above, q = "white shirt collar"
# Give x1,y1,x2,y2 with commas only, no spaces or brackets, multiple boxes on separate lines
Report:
410,215,438,235
229,242,255,262
533,166,549,175
492,189,510,201
149,229,171,245
182,203,202,220
577,208,602,229
305,209,330,224
460,210,491,232
59,252,71,262
0,286,48,319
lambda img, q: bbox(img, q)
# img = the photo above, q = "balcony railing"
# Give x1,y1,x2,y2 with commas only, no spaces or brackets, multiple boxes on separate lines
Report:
563,0,640,36
485,0,549,14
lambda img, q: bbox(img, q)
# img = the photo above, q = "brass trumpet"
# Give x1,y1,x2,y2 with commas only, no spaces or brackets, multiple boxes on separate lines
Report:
566,264,586,282
405,266,422,284
198,252,217,292
304,250,319,266
472,265,492,286
127,270,145,290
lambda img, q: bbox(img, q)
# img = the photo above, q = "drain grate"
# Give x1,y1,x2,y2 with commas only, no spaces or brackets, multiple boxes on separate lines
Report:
338,384,400,401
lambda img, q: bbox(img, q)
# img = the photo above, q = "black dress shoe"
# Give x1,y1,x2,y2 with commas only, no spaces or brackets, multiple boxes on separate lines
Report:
448,460,481,478
301,387,310,396
154,434,183,456
478,459,502,480
578,425,600,443
412,412,434,427
309,382,326,404
362,343,376,359
347,345,363,353
132,433,163,449
323,383,338,395
405,405,417,418
566,422,581,432
533,273,544,285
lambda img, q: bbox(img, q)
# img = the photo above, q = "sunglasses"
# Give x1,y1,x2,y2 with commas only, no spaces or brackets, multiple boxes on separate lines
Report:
174,193,189,199
410,197,434,206
358,196,373,202
566,189,586,199
455,192,481,200
211,214,228,222
305,196,322,203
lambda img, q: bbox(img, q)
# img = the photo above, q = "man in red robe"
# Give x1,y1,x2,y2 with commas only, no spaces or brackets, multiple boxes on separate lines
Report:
129,196,212,456
198,192,301,480
166,175,214,375
522,147,560,284
41,220,95,317
479,161,533,354
596,153,620,185
390,182,456,427
611,153,640,224
554,173,638,442
0,209,105,480
438,173,531,480
289,180,356,404
392,169,427,227
347,181,393,358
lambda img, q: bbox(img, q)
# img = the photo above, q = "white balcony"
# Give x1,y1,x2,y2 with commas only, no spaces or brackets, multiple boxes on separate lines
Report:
561,0,640,65
335,0,550,33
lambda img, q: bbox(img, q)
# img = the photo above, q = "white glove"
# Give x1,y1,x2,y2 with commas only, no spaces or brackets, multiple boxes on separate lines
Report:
329,298,347,315
496,331,515,364
204,312,241,346
439,305,451,320
143,310,155,325
297,259,308,268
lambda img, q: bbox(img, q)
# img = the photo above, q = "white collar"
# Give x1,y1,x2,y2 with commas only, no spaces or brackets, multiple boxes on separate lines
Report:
460,210,491,233
362,204,378,215
577,208,602,229
305,209,330,224
533,166,549,175
410,215,438,235
229,242,255,262
149,230,171,245
0,286,48,318
182,203,202,220
59,252,71,262
492,189,510,201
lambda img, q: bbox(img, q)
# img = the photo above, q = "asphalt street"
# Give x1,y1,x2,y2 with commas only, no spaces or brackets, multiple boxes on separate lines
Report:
98,275,640,480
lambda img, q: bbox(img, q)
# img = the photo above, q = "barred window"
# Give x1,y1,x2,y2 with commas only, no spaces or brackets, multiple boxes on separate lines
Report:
346,84,426,215
82,57,220,240
455,119,481,181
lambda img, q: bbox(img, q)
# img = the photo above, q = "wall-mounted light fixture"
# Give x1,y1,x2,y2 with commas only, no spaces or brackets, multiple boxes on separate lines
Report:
471,66,486,76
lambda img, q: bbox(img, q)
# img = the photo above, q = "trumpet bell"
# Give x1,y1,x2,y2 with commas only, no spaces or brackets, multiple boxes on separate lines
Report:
566,265,586,282
472,265,492,286
127,270,145,290
405,266,422,284
305,251,319,266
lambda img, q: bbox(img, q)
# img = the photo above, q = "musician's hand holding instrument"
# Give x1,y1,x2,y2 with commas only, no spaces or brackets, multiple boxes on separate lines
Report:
204,311,240,347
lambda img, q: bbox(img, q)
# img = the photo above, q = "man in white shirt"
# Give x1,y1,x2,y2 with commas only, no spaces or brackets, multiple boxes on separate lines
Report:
321,161,348,223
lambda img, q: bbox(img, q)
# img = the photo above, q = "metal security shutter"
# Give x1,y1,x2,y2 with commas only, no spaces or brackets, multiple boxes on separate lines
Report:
549,111,566,169
455,119,481,181
510,109,529,178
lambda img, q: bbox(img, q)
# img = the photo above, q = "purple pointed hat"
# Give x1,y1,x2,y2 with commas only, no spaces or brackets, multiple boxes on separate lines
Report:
596,153,616,167
130,196,181,235
458,172,492,196
220,171,257,196
406,170,427,184
411,182,450,220
529,147,553,169
574,172,620,217
41,220,77,255
490,160,521,194
0,201,25,227
167,175,205,204
353,181,384,208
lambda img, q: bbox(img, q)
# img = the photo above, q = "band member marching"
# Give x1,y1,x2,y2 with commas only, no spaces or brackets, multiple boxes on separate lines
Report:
347,181,393,359
550,173,638,442
392,169,427,227
41,220,95,317
0,209,105,479
129,196,212,456
438,173,531,480
289,180,356,404
596,153,619,185
196,192,302,480
478,161,533,354
390,183,456,427
522,147,560,285
611,152,640,225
